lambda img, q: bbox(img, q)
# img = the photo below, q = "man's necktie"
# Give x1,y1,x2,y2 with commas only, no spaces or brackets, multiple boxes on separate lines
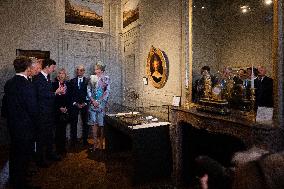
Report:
78,78,82,89
47,74,51,82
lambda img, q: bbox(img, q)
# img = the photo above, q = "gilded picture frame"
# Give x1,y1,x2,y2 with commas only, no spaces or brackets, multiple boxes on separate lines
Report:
146,46,168,89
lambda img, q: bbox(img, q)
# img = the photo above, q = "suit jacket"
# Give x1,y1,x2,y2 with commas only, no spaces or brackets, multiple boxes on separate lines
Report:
4,75,38,139
52,80,70,116
33,72,55,115
69,77,89,106
1,93,8,118
255,76,273,107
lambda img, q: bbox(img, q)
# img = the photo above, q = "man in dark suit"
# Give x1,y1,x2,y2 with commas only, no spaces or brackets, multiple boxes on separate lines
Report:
33,59,64,166
69,65,89,146
4,57,38,188
193,66,217,102
255,66,273,108
29,57,42,81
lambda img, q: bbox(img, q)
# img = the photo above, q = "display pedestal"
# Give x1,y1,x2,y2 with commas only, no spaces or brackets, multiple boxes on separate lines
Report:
105,114,172,185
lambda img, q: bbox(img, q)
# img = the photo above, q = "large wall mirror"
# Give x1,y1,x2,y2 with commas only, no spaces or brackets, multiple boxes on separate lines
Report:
190,0,276,114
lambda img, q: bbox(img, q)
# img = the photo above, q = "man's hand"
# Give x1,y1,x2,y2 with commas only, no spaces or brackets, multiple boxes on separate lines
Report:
59,107,67,113
200,174,208,189
81,103,87,108
74,103,82,109
75,103,87,109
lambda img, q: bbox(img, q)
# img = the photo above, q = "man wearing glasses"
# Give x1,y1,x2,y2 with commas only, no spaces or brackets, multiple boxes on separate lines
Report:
69,65,90,147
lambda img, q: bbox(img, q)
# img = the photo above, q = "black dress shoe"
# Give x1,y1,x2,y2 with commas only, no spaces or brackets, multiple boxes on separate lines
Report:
57,150,67,157
9,181,41,189
47,154,62,161
27,169,37,176
23,184,42,189
36,161,50,168
70,140,78,147
30,186,42,189
83,141,91,147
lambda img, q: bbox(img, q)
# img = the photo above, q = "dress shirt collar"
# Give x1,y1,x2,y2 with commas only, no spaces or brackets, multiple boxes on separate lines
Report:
258,76,265,82
41,70,48,80
16,73,28,80
77,77,84,88
77,77,84,84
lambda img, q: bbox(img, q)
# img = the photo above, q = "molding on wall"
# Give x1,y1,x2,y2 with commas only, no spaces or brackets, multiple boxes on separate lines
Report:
58,29,107,77
122,25,140,54
120,24,141,107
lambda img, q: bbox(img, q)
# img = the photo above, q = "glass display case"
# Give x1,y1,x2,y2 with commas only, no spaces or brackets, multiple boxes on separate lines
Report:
105,103,172,184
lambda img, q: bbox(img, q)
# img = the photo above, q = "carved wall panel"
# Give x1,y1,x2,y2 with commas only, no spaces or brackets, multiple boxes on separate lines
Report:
58,30,106,78
122,54,139,107
121,26,140,107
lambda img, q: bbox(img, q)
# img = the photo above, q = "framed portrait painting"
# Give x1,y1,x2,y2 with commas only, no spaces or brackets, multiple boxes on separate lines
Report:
123,0,139,28
146,46,168,89
65,0,103,27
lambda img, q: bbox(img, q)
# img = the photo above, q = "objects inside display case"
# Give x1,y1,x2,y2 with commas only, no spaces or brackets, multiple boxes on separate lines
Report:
195,67,255,115
107,104,171,128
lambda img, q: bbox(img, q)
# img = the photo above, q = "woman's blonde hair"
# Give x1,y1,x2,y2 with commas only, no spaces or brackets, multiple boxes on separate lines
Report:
94,61,106,72
56,68,68,81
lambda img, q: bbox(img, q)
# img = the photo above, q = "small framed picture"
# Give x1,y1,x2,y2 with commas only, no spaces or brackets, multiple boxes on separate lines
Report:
143,77,148,85
256,107,273,125
172,96,181,107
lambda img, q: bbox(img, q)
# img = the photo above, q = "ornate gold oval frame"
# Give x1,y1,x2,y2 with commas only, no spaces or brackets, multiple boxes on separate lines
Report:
146,46,168,89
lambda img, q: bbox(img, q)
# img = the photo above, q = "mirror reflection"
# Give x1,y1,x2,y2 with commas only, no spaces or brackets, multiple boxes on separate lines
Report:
191,0,274,113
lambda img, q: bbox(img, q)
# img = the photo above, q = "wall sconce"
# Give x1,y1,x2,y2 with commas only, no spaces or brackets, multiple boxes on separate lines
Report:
264,0,273,6
240,5,251,14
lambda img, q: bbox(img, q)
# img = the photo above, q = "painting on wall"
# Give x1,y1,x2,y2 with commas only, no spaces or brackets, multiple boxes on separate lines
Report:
146,46,168,89
123,0,139,28
65,0,103,27
16,49,50,59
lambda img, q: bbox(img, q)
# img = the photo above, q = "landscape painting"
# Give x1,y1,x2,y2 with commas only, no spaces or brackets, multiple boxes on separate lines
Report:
123,0,139,28
65,0,103,27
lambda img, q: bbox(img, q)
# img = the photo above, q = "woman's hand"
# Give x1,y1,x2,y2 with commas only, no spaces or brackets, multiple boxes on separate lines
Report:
55,86,65,95
91,99,99,108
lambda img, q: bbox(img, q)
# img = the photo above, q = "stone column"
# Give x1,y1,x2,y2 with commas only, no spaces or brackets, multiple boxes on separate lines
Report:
273,0,284,127
181,0,192,106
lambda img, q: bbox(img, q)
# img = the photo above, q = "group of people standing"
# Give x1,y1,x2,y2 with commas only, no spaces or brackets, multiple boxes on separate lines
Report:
2,56,110,189
232,65,273,108
193,65,273,109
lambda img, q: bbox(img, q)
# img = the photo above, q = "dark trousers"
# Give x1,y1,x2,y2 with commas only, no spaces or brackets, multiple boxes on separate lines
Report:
70,106,89,144
9,136,33,188
55,118,68,154
36,114,55,162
